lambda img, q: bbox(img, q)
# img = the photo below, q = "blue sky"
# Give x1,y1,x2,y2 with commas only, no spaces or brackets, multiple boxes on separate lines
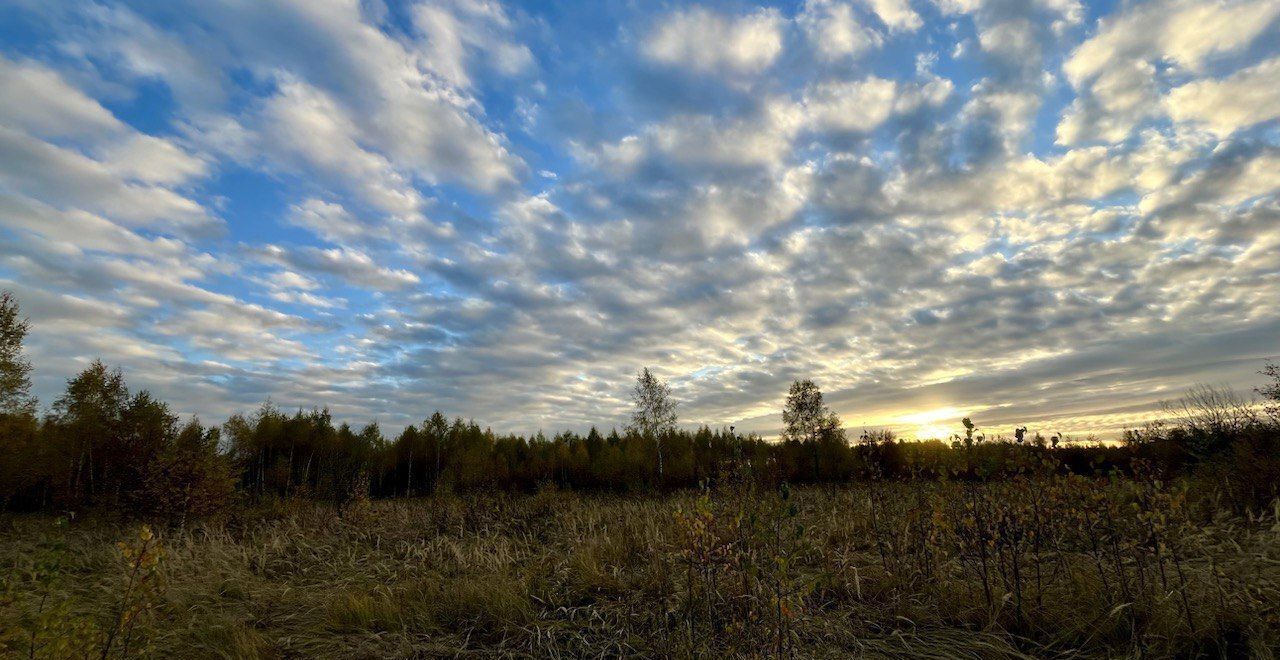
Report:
0,0,1278,439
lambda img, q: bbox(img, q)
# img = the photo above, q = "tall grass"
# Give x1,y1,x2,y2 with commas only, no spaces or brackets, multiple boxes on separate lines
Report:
3,463,1279,658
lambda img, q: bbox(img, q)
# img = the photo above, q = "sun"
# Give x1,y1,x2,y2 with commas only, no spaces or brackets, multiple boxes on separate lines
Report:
896,407,967,441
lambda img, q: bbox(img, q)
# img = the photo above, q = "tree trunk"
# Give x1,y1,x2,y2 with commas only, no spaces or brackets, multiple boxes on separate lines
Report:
656,435,664,485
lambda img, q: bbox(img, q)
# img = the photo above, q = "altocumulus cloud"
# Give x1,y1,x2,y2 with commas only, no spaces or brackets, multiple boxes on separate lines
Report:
0,0,1277,439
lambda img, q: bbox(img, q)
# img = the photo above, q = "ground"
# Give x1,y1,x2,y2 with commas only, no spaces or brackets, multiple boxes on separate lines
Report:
3,482,1279,658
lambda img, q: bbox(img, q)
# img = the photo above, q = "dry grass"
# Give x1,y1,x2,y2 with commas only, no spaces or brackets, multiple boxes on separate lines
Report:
2,481,1279,658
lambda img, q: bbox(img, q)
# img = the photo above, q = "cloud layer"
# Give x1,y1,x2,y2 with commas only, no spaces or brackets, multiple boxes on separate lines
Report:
1,0,1277,439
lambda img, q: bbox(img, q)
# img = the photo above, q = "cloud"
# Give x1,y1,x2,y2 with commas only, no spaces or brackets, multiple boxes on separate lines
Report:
258,81,423,216
1165,57,1280,137
642,6,785,75
0,54,212,233
411,0,534,88
938,0,1083,83
250,245,420,292
1059,0,1280,145
1065,0,1279,82
0,195,187,258
1056,59,1160,145
591,99,803,175
0,56,123,138
0,127,213,232
803,76,953,134
49,0,527,193
1,0,1278,440
285,199,369,244
158,301,313,362
799,1,884,61
861,0,923,32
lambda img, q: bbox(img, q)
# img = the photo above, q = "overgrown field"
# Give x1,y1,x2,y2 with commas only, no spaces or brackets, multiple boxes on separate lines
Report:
4,474,1280,658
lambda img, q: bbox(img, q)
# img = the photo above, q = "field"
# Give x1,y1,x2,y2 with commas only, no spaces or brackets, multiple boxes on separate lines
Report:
4,474,1280,659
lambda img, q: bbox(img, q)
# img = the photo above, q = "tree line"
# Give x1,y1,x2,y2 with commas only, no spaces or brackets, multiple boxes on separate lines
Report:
2,291,1278,519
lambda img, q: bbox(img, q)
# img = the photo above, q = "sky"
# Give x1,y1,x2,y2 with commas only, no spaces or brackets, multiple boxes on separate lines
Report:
0,0,1278,441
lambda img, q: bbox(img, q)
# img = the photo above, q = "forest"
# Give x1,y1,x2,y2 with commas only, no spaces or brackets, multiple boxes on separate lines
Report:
3,289,1280,657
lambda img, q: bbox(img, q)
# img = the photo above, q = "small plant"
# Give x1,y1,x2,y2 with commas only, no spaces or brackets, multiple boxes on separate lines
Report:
672,487,730,651
100,525,165,659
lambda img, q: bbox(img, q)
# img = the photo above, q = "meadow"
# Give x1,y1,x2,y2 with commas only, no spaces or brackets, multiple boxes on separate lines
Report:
4,462,1280,659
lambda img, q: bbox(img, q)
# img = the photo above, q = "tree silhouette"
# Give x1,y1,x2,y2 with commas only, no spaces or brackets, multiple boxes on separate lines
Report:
781,379,844,479
1259,361,1280,423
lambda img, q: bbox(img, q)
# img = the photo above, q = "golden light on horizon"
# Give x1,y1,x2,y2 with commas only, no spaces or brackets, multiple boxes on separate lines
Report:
893,406,969,441
913,424,956,441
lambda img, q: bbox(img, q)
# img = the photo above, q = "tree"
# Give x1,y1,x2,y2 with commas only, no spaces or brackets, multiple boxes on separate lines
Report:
426,411,449,488
781,380,841,444
0,292,40,507
1259,361,1280,424
151,419,234,523
0,291,35,416
55,360,129,502
628,368,678,482
1162,383,1256,456
117,390,179,505
781,379,844,479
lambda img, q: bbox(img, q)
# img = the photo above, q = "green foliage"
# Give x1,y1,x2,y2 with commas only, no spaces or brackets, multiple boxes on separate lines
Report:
628,367,678,484
0,526,98,658
1,522,166,659
0,357,233,519
0,290,35,416
101,525,165,658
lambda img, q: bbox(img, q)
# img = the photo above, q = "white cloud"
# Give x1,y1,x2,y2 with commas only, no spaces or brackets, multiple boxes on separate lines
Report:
803,76,952,133
95,134,209,186
0,194,186,258
1140,149,1280,218
54,0,526,193
1060,0,1280,144
1056,59,1159,145
800,1,883,61
411,0,533,88
861,0,923,32
285,198,369,245
1165,57,1280,137
68,3,229,107
0,126,212,231
159,303,312,362
0,53,213,239
1065,0,1279,83
0,56,123,139
253,244,420,292
260,81,423,216
642,6,785,75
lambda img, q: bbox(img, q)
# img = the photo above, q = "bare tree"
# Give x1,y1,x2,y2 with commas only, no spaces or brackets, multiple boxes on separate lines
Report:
1259,361,1280,424
1162,383,1256,437
628,368,678,481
